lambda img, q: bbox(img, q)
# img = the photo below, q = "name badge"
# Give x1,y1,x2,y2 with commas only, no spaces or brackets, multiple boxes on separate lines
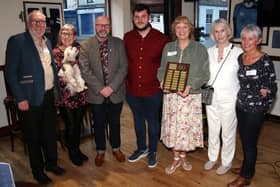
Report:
246,69,257,76
167,51,177,56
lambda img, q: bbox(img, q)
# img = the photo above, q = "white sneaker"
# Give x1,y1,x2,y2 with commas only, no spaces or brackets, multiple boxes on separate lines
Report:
204,160,216,170
216,165,232,175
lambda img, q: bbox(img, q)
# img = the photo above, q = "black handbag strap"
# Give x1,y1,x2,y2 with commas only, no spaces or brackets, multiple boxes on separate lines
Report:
209,44,234,86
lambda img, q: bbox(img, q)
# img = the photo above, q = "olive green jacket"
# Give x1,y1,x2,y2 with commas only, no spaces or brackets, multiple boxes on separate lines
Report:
157,40,209,94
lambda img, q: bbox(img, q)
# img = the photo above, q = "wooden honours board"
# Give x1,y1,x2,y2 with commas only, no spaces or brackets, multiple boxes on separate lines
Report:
163,62,190,92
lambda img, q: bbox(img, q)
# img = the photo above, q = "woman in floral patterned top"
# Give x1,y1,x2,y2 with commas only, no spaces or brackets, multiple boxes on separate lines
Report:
227,25,277,187
53,24,88,166
157,16,209,175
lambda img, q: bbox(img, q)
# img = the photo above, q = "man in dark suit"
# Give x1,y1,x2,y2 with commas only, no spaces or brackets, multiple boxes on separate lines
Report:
79,16,128,167
5,10,65,185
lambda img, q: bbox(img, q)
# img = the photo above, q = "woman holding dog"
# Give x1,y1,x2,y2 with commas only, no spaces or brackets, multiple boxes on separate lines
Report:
53,24,88,166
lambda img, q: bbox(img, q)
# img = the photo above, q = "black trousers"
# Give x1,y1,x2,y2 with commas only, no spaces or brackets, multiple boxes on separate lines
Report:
91,101,123,153
236,108,265,179
19,89,58,175
59,106,85,150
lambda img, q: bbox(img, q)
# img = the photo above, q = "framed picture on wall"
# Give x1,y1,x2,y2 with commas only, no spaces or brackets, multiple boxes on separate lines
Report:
23,1,63,47
264,27,280,57
271,28,280,49
229,0,268,45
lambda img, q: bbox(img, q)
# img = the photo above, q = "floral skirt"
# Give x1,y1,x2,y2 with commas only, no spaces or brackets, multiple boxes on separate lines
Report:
160,93,204,151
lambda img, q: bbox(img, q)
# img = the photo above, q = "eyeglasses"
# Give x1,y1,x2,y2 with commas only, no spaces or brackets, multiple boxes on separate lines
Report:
30,20,46,26
61,32,74,36
96,24,110,29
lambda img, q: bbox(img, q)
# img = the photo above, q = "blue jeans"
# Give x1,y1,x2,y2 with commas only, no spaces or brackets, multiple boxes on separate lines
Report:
236,108,265,179
91,101,123,153
126,92,162,152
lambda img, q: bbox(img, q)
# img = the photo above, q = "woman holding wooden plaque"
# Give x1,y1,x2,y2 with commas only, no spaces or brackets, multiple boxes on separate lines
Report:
157,16,209,174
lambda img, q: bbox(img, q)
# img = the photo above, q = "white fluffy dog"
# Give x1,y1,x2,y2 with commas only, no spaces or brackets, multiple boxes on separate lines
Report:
58,46,87,96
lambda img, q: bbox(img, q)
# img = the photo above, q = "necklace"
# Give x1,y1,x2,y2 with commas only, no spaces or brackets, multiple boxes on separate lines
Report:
217,43,230,62
218,48,223,62
243,51,262,65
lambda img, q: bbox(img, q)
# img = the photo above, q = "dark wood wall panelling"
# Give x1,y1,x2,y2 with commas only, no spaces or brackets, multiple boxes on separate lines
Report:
130,0,181,39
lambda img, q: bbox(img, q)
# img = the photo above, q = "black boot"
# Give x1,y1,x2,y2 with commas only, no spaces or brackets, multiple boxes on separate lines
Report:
33,171,52,185
60,107,84,166
78,149,88,161
69,149,83,166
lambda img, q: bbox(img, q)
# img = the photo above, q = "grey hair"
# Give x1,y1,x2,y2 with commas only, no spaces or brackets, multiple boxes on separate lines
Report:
240,24,262,40
57,24,77,46
27,10,45,23
59,24,77,36
210,18,232,40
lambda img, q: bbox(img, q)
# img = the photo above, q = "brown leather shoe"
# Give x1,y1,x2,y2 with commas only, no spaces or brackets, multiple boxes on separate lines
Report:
231,167,241,175
113,150,125,162
95,153,105,167
227,176,251,187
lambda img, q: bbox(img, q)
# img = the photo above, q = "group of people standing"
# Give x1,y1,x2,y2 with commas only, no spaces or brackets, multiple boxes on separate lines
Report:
203,18,277,187
5,3,277,187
